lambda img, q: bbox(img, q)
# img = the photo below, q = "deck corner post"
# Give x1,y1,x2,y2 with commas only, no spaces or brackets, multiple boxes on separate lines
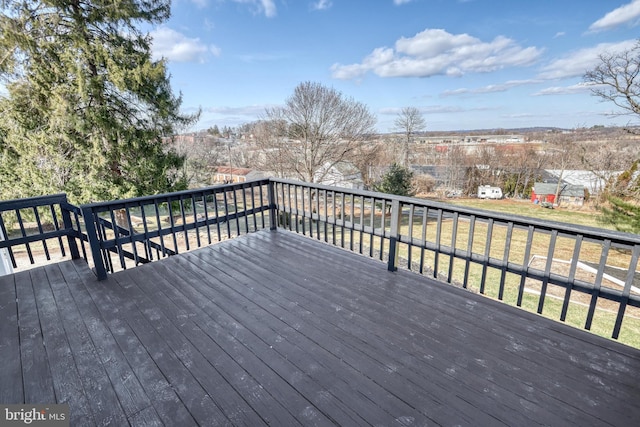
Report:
388,199,401,272
267,180,278,230
61,195,80,260
81,205,108,280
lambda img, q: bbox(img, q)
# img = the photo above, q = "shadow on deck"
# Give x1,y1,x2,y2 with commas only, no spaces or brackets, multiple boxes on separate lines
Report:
1,229,639,426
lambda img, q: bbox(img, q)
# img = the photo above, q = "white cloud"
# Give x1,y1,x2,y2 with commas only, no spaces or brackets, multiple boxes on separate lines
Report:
206,104,277,116
210,45,222,57
232,0,277,17
394,0,413,4
331,29,542,79
380,106,462,115
537,40,637,80
311,0,332,10
199,104,279,130
151,27,219,63
554,32,565,38
589,0,640,32
533,83,596,96
379,105,496,115
441,79,542,96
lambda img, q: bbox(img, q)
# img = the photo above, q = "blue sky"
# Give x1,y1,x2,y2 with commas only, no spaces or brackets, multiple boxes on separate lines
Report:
152,0,640,133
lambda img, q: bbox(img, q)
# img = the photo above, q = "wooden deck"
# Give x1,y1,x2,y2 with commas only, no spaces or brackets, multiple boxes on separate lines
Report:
1,229,640,426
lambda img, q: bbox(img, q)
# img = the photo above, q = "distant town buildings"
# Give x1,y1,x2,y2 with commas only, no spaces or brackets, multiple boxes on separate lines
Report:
314,161,364,190
169,126,640,202
412,134,526,145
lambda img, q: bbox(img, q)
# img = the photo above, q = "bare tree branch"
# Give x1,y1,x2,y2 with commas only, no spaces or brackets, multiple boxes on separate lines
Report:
585,41,640,119
258,81,376,182
393,106,426,167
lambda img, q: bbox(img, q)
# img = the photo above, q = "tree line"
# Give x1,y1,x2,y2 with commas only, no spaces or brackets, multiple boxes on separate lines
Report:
207,119,638,202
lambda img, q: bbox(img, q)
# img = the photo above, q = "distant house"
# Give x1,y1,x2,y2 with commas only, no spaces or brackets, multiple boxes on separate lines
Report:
531,182,586,206
315,161,364,190
544,170,617,195
214,166,264,184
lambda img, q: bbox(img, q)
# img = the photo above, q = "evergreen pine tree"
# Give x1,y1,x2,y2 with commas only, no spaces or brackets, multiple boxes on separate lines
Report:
599,160,640,233
0,0,197,203
600,197,640,234
375,163,415,197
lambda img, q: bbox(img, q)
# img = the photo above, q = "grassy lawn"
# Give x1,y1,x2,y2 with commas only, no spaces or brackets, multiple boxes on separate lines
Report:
445,197,610,229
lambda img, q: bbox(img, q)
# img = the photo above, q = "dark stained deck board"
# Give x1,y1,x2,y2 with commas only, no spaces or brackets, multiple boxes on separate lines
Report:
207,237,550,425
0,229,639,426
203,233,587,426
109,265,301,426
0,273,22,404
176,244,486,425
123,256,353,426
15,269,56,404
241,232,638,424
29,265,94,425
45,264,132,425
47,261,164,426
58,260,198,427
61,255,238,426
38,262,130,426
161,250,425,426
262,230,640,374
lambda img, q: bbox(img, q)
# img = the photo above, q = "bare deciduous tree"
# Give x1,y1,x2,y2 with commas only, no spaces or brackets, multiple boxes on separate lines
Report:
544,132,581,206
394,107,427,167
584,42,640,121
349,140,393,189
173,133,222,187
462,145,503,194
249,119,295,179
584,43,640,203
260,81,376,182
505,145,545,198
443,144,467,191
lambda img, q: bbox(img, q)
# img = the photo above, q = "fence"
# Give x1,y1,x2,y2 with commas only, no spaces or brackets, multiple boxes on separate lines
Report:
2,179,640,343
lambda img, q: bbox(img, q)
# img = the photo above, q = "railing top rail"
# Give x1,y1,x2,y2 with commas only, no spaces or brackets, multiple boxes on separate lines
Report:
270,177,395,197
0,193,69,211
269,178,640,246
80,179,272,211
2,179,638,247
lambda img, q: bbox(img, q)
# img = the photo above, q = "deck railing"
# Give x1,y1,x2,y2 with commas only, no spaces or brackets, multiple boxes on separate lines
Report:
0,194,86,272
2,178,640,344
270,178,640,343
80,180,273,279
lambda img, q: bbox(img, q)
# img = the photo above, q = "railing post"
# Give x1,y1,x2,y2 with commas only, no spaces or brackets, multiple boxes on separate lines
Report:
387,199,401,272
612,244,640,339
81,206,108,280
267,180,278,230
60,197,80,260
